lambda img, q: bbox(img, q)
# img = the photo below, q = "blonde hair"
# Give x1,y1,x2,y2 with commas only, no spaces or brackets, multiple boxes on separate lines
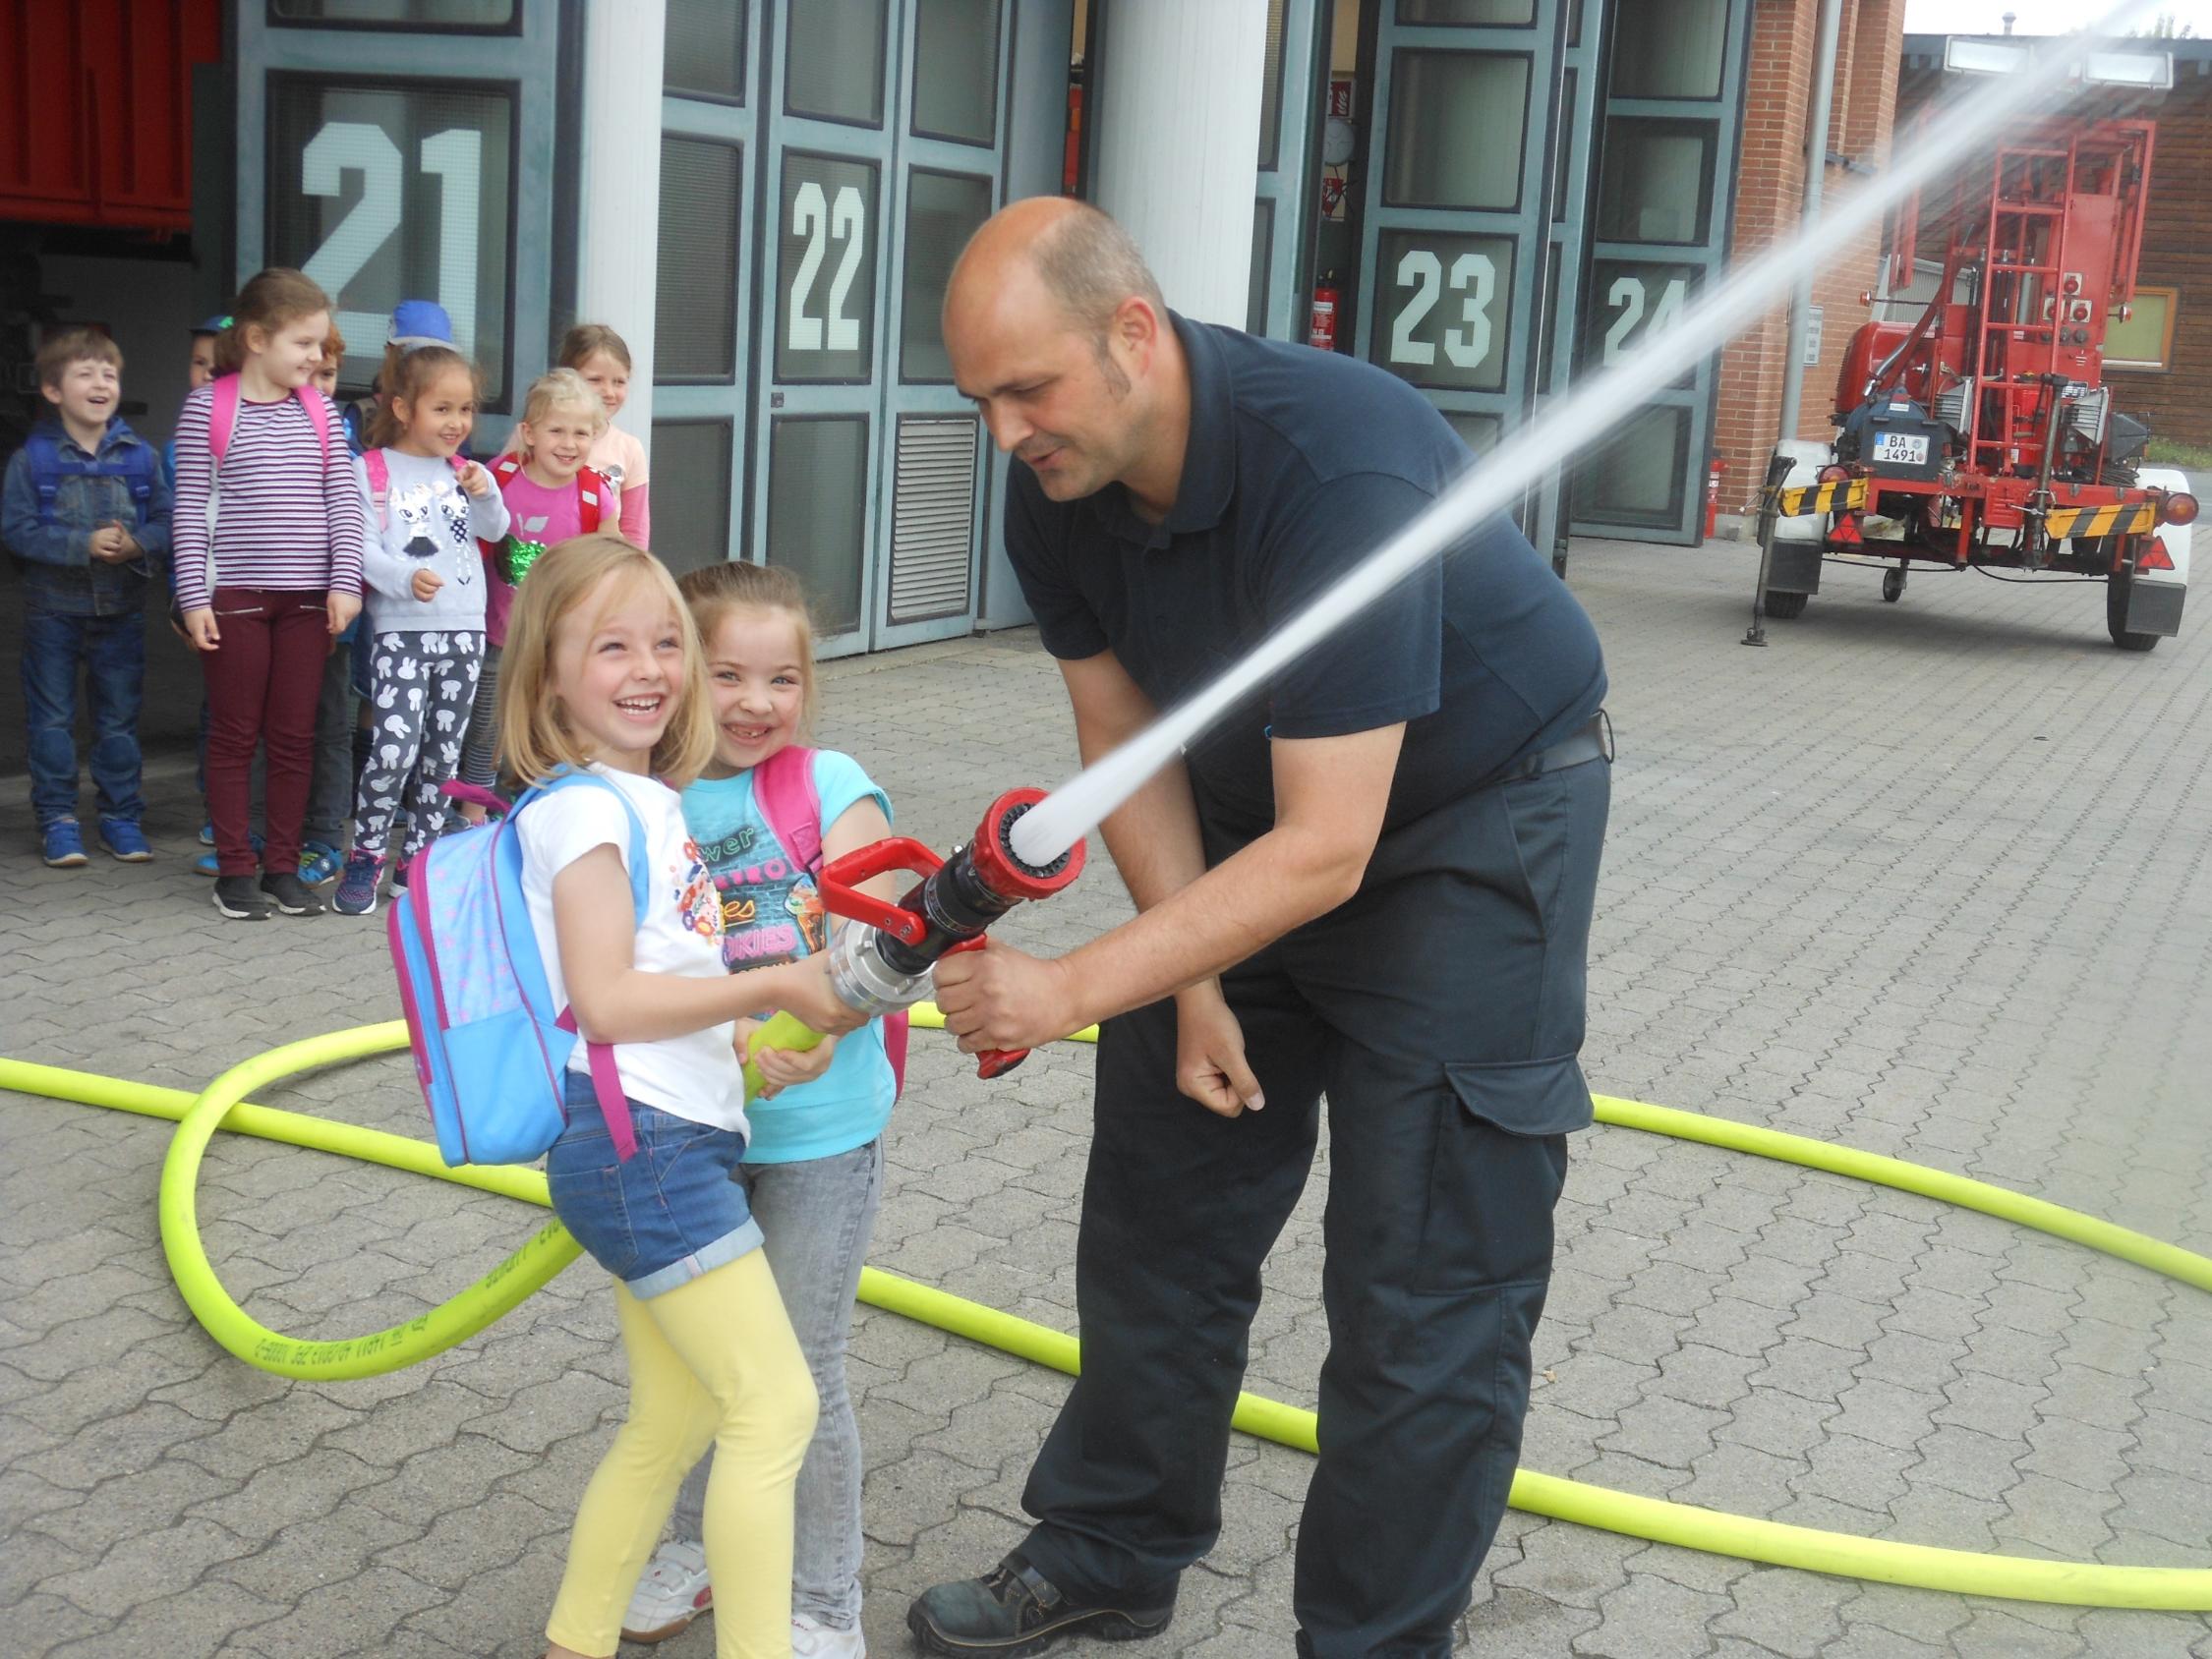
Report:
215,267,331,374
557,322,632,372
677,561,820,736
499,536,716,788
518,368,608,438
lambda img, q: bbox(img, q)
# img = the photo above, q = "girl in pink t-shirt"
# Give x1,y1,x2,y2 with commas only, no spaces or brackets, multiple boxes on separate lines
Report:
498,322,651,547
458,369,611,800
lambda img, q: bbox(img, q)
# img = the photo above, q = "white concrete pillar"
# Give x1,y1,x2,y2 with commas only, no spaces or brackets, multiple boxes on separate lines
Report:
1090,0,1267,328
576,0,667,454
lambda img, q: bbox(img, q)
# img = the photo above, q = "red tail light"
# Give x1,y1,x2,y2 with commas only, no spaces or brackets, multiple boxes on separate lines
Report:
2164,492,2199,527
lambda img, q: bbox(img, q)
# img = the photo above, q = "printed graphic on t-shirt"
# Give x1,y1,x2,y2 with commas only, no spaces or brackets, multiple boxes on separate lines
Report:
695,821,827,966
391,479,476,585
673,835,722,944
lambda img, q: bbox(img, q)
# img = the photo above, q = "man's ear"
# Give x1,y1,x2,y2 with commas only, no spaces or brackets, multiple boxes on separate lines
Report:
1112,295,1163,375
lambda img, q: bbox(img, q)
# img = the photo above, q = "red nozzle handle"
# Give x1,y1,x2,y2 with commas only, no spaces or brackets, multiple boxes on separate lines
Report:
943,936,1029,1081
817,835,944,945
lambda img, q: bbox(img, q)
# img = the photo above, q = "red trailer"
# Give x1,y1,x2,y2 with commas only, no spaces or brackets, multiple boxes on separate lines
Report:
1761,112,2199,651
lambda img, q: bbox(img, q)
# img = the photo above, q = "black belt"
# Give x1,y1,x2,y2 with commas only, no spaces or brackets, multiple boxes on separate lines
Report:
1501,711,1613,782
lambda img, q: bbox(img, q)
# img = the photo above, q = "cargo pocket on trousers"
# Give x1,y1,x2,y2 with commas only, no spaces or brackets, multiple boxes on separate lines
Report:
1413,1058,1586,1295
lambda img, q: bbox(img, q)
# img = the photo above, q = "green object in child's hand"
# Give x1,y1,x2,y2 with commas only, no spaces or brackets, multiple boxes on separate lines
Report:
500,536,549,585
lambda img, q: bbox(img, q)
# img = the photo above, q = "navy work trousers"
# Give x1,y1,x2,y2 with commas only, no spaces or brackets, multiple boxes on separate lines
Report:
1018,755,1610,1659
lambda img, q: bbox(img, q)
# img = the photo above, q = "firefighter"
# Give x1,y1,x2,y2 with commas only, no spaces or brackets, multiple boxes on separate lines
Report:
912,197,1612,1659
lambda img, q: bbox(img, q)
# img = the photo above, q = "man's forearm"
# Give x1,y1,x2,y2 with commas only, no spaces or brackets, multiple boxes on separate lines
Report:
1058,822,1363,1029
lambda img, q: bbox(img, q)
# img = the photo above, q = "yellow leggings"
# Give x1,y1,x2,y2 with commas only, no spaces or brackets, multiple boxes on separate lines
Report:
546,1251,819,1659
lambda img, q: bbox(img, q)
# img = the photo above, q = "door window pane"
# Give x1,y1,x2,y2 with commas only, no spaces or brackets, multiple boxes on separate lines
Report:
2106,288,2175,369
647,420,733,576
1611,0,1727,100
265,77,514,401
1396,0,1536,23
1444,412,1500,454
1383,52,1529,210
776,153,880,383
666,0,746,102
1596,118,1715,245
902,170,994,382
1583,259,1701,388
271,0,514,27
787,0,887,126
1572,404,1690,528
769,418,869,636
1553,68,1577,223
1258,0,1286,169
1371,229,1516,392
1249,199,1276,335
913,0,999,145
656,137,741,381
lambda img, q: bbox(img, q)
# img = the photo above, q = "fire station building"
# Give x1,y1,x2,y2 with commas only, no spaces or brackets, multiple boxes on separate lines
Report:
7,0,1926,682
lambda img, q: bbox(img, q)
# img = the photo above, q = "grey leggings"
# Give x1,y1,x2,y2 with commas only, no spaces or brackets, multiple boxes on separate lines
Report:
671,1139,883,1631
459,641,502,789
352,630,483,864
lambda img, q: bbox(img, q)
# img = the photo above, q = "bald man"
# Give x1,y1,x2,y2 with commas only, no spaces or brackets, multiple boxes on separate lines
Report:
914,199,1610,1659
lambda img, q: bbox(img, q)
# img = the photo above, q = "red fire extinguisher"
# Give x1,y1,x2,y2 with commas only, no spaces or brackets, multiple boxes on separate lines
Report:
1310,272,1340,352
1706,456,1725,539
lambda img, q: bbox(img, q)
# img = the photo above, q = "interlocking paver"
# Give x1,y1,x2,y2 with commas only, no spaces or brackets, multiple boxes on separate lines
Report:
9,538,2212,1654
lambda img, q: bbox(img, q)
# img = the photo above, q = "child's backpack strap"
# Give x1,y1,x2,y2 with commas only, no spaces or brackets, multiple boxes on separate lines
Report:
22,431,66,527
578,466,608,535
299,385,334,467
207,374,242,469
753,744,822,876
25,429,158,530
519,768,656,1161
363,450,391,529
751,744,909,1099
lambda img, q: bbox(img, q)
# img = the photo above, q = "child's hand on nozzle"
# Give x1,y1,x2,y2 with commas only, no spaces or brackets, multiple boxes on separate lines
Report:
766,953,870,1037
412,568,445,601
457,461,495,497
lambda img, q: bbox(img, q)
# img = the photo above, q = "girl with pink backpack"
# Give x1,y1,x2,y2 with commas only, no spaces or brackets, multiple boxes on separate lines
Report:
615,561,904,1655
170,267,365,922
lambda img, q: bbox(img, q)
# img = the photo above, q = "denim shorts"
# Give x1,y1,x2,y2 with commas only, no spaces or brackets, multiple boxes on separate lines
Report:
546,1072,764,1298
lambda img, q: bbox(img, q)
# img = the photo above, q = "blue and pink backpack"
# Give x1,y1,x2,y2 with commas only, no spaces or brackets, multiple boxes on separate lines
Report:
387,770,648,1167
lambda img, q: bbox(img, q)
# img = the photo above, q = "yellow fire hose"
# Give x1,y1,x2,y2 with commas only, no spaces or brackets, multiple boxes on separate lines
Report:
6,1016,2212,1610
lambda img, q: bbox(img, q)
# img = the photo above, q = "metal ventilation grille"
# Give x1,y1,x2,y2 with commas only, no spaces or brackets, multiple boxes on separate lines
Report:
889,417,979,625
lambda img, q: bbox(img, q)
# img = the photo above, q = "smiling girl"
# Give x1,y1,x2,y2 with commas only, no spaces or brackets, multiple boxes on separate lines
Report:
495,536,862,1659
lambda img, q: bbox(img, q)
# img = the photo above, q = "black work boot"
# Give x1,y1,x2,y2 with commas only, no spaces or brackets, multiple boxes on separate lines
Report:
907,1554,1174,1657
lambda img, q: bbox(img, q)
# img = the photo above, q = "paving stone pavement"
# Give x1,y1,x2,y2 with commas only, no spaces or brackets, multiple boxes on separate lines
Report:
7,537,2212,1658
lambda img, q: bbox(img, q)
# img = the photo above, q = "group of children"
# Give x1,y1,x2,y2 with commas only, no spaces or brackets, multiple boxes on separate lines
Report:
6,267,908,1658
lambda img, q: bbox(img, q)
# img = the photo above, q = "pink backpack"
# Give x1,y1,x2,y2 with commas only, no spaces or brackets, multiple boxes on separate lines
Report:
204,374,335,536
753,744,909,1097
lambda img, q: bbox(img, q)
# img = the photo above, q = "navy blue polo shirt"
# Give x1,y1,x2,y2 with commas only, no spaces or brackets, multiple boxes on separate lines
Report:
1006,313,1607,842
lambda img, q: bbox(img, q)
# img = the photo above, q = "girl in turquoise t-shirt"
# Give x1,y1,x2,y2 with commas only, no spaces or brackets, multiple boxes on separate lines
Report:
627,560,897,1656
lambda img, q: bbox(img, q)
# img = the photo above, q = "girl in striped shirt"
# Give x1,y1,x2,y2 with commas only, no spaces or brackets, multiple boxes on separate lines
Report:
172,267,367,922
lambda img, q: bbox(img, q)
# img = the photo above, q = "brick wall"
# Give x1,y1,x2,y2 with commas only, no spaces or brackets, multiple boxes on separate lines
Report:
1713,0,1906,519
1897,50,2212,455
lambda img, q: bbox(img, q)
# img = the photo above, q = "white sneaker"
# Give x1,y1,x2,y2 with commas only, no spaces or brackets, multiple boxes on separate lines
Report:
622,1539,712,1643
791,1609,866,1657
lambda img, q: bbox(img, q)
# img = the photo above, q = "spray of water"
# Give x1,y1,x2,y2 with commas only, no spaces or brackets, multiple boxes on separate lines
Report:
1010,0,2162,870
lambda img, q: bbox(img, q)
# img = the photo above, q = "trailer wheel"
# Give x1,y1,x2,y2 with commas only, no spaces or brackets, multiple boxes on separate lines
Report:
1764,591,1810,620
1882,568,1907,603
2107,573,2161,653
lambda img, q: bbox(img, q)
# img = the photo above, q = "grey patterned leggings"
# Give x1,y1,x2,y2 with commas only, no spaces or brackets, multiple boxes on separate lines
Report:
353,630,484,865
460,642,502,790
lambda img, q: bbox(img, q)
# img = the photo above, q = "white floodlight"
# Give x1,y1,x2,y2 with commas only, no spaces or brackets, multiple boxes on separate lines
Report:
1943,36,2172,90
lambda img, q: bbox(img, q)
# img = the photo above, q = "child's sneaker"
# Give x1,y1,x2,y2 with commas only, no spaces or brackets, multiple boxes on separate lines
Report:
299,840,342,887
260,871,326,917
98,818,152,862
41,821,87,868
622,1540,711,1643
333,851,384,916
212,875,270,920
791,1611,865,1657
198,820,215,845
196,830,264,878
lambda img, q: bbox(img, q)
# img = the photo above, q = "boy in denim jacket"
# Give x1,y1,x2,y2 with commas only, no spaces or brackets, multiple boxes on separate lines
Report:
1,328,173,867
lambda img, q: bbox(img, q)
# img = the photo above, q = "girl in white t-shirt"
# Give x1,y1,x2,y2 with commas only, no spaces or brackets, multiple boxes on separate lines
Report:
502,534,863,1659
